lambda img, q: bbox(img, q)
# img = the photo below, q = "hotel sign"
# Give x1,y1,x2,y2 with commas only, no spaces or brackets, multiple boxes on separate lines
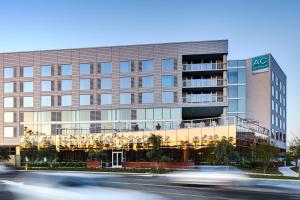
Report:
252,55,269,73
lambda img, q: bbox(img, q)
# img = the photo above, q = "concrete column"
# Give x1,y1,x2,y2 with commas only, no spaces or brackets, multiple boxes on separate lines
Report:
15,146,21,167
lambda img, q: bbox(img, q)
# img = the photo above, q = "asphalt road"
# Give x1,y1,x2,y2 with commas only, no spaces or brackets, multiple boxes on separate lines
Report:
2,171,300,200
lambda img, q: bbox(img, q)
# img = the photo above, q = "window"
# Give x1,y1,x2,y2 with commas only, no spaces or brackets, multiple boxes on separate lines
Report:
141,60,153,72
120,93,132,104
162,59,174,72
141,92,153,104
41,96,52,107
272,86,274,97
61,80,72,91
23,97,33,107
100,78,112,89
4,67,14,78
101,94,112,105
162,75,174,87
80,79,91,90
41,65,51,76
142,76,153,88
120,61,131,73
99,62,112,74
4,112,14,123
162,92,174,104
4,127,15,137
61,64,72,76
80,95,92,106
23,81,33,92
41,80,52,91
4,97,14,108
4,82,14,93
23,66,33,77
120,77,131,88
61,95,72,106
80,63,92,75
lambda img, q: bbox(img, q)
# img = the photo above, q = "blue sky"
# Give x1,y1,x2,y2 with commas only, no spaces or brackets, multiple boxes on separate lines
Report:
0,0,299,143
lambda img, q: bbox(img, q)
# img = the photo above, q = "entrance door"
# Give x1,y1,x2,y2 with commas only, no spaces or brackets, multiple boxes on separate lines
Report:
112,151,123,168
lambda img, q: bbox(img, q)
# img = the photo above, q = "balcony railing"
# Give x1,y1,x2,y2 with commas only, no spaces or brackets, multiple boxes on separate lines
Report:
182,63,225,72
183,94,224,104
183,79,225,88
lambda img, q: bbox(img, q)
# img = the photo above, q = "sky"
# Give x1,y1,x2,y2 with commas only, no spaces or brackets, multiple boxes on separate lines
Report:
0,0,299,144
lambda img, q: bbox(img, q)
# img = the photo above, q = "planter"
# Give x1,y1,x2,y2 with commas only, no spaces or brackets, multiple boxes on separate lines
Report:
86,161,102,169
122,161,194,169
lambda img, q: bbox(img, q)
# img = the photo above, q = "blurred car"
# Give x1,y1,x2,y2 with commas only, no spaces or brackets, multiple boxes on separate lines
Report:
2,173,167,200
0,182,15,200
166,166,251,186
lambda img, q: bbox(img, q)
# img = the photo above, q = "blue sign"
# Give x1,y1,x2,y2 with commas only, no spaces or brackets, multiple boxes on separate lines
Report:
252,55,269,73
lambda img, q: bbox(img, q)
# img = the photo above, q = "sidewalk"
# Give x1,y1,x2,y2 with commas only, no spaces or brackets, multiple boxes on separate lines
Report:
279,166,299,177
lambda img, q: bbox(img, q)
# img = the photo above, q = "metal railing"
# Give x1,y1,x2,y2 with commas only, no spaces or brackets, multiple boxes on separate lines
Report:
182,63,225,72
183,79,225,88
182,94,224,103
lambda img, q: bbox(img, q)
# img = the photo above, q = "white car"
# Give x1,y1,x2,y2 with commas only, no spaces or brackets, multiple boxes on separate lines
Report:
2,173,167,200
166,166,250,186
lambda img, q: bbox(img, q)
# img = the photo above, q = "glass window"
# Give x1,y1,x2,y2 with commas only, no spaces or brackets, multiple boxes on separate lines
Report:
39,112,51,122
23,97,33,107
23,81,33,92
80,63,91,75
41,96,52,107
162,59,174,72
80,79,91,90
142,60,153,72
4,82,14,93
162,92,174,104
101,94,112,105
120,77,131,89
61,64,72,76
99,62,112,74
238,68,246,83
61,80,72,91
142,76,153,88
228,85,238,98
120,93,132,104
101,78,112,89
228,99,238,112
41,65,51,76
61,95,72,106
80,95,91,106
41,80,52,91
142,92,153,104
154,108,162,120
162,75,174,87
4,112,14,123
238,85,246,98
4,127,15,137
23,112,34,122
120,61,131,73
228,68,238,84
23,66,33,77
4,67,14,78
4,97,14,108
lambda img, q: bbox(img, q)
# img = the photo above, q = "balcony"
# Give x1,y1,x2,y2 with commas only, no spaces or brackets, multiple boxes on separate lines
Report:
182,63,225,72
183,79,225,88
183,94,225,104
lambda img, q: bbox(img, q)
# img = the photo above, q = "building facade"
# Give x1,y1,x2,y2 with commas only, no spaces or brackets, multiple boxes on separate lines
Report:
228,55,287,150
0,40,286,164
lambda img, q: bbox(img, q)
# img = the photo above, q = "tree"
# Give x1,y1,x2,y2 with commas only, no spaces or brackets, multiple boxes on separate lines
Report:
201,137,239,165
289,137,300,167
146,134,162,162
256,142,280,173
214,137,239,165
0,148,10,162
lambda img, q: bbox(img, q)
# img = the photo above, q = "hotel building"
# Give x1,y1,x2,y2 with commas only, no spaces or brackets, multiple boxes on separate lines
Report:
0,40,286,165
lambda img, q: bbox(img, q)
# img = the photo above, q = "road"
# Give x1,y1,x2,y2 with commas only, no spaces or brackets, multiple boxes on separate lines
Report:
1,171,300,200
